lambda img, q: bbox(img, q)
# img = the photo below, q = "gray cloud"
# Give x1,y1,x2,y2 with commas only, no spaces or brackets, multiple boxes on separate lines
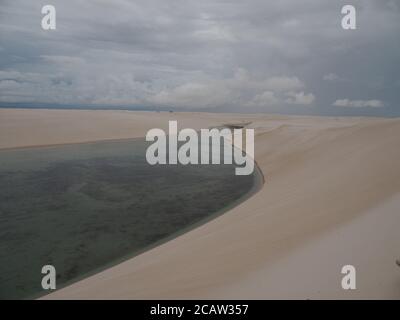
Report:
333,99,384,108
323,73,341,81
286,91,315,105
0,0,399,115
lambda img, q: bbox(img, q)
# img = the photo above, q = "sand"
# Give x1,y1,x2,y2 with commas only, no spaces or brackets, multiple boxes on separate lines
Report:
1,108,399,299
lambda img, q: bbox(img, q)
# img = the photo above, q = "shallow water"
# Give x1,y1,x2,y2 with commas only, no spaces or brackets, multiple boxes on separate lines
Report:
0,138,258,299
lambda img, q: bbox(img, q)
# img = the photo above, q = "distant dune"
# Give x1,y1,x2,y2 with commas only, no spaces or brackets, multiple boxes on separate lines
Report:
1,108,399,299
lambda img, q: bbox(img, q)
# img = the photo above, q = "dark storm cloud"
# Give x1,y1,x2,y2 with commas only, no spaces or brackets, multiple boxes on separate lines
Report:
0,0,399,115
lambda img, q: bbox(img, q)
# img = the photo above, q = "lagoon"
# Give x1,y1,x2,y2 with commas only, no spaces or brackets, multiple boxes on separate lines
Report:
0,138,260,299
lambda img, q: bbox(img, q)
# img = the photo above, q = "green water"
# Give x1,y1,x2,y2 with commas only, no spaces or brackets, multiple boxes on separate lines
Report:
0,138,258,299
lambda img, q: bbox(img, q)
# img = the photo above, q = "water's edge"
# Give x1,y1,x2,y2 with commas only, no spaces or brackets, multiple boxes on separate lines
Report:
18,136,264,300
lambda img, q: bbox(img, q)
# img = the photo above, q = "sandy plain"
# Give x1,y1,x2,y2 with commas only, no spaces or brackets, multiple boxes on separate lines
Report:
1,108,399,299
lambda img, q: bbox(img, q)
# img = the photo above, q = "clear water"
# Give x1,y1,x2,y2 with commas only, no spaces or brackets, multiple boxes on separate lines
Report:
0,138,259,299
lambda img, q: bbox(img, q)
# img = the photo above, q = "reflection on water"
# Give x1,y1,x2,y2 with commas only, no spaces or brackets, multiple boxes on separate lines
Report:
0,138,258,299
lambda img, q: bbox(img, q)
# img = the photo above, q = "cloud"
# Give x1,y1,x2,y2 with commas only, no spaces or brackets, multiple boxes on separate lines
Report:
333,99,384,108
40,55,85,65
323,73,340,81
263,76,304,92
0,0,398,115
148,81,232,108
0,63,312,108
147,69,310,108
246,91,279,107
285,91,315,105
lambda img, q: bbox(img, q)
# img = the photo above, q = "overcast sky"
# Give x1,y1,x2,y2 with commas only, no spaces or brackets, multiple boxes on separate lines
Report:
0,0,399,116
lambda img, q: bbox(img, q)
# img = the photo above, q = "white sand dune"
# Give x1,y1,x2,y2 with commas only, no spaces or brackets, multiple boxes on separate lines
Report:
1,108,399,299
